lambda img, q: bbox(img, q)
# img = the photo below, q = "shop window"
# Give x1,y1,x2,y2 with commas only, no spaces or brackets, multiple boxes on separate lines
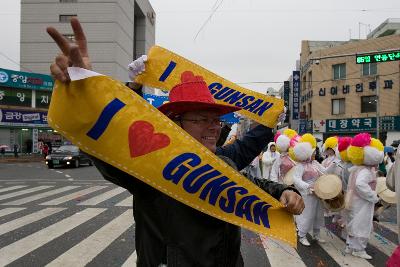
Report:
59,15,77,23
332,98,345,115
361,95,377,113
362,63,377,76
333,63,346,80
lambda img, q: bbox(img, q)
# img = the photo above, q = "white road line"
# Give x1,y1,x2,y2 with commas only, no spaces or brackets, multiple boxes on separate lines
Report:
65,175,71,178
78,187,126,206
56,171,63,174
376,221,398,234
0,186,53,201
2,186,80,205
0,208,26,218
318,228,374,267
122,251,137,267
369,231,397,256
0,208,66,235
46,210,134,266
40,186,107,205
0,185,28,193
260,235,306,267
0,208,106,266
115,196,133,207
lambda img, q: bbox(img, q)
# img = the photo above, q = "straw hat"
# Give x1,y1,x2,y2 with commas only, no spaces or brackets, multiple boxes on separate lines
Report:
376,176,396,204
314,174,342,199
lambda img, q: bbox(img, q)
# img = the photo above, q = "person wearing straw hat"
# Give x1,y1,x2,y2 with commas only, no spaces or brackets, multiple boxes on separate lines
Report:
345,133,384,260
291,133,329,246
270,129,298,184
46,18,305,267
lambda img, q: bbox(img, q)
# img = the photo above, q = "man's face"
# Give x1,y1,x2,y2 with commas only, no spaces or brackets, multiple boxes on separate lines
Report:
270,145,276,152
180,110,222,153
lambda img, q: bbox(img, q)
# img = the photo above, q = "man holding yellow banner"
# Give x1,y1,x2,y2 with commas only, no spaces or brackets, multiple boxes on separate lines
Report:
47,18,304,267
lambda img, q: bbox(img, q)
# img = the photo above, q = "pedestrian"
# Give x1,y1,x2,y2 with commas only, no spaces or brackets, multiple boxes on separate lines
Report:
270,129,297,183
47,18,305,266
261,142,279,180
42,144,49,158
13,144,19,158
345,133,383,259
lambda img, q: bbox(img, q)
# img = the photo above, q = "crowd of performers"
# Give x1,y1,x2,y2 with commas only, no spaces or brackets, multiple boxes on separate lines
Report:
250,129,392,260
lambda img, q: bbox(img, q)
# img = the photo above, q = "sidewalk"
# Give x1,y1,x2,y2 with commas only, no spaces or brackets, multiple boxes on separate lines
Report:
0,154,44,163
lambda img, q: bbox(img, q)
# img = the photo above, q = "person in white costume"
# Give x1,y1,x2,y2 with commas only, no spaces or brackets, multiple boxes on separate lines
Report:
270,129,298,183
321,136,341,175
261,142,279,180
292,134,329,246
345,133,384,260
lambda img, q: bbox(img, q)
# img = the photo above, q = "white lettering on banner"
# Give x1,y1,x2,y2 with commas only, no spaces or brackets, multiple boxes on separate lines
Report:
329,120,337,129
147,98,154,105
17,93,25,102
42,115,48,122
364,118,372,127
0,91,4,100
5,112,22,120
22,113,40,122
340,120,348,129
11,74,27,84
41,95,49,104
351,119,360,128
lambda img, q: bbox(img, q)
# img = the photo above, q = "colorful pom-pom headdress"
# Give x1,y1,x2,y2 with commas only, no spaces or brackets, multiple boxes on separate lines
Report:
347,133,384,166
322,136,339,156
292,133,317,162
338,137,352,162
274,128,298,153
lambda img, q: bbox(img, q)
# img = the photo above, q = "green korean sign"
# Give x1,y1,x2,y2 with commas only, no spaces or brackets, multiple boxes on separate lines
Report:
0,68,53,91
326,116,400,133
36,91,52,108
0,87,32,107
356,51,400,64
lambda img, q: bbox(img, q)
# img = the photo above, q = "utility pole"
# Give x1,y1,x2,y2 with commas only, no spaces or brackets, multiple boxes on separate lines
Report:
376,75,380,140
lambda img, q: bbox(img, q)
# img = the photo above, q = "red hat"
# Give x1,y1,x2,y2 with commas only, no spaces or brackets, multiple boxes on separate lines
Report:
158,71,241,118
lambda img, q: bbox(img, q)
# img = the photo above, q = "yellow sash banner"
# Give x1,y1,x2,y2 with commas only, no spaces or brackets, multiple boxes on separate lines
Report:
135,46,284,128
48,71,296,247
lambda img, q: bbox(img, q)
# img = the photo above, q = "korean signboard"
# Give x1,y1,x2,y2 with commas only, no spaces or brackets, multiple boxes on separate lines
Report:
36,91,52,108
0,68,53,91
356,51,400,64
292,71,300,120
0,87,32,107
326,116,400,133
0,108,48,127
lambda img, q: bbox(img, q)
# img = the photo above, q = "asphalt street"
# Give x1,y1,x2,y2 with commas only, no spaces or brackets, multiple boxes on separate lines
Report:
0,162,397,266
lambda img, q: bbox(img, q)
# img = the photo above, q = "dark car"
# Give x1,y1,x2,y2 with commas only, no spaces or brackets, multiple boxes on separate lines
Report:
45,145,93,169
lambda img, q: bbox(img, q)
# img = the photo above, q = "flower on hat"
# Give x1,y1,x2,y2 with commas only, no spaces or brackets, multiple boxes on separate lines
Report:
338,137,352,162
292,133,317,162
274,128,298,153
347,133,384,166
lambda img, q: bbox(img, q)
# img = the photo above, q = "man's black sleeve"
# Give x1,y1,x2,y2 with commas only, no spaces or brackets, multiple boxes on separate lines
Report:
216,124,273,171
250,177,300,200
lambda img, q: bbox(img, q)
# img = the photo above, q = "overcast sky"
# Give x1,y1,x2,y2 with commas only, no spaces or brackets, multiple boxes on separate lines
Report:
1,0,400,92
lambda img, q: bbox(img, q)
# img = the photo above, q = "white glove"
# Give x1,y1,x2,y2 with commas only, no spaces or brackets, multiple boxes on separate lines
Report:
277,106,287,125
128,55,148,81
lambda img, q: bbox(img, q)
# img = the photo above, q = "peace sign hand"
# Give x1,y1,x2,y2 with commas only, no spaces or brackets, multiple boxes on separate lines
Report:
46,17,92,83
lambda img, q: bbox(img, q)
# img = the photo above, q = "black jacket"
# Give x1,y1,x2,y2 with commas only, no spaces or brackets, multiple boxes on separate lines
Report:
93,125,297,267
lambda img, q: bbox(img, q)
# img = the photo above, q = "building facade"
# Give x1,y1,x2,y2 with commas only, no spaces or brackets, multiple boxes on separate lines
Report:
298,33,400,145
20,0,156,82
0,67,62,154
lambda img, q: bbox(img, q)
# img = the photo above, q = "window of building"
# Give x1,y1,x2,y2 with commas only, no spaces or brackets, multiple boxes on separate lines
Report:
63,34,75,42
59,15,77,23
60,0,77,3
362,63,377,76
307,71,312,90
332,98,345,115
308,102,312,118
361,95,377,113
333,63,346,80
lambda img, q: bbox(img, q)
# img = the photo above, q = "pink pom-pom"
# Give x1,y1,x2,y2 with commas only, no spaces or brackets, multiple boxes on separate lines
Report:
290,134,301,147
338,137,352,152
274,131,281,143
351,133,371,147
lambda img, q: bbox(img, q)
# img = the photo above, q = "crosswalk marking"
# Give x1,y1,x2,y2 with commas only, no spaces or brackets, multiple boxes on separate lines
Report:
260,235,306,267
115,196,133,207
77,187,126,206
318,228,374,267
1,186,80,205
46,210,134,266
40,186,107,205
369,231,397,256
0,208,26,218
0,185,28,193
0,186,53,201
0,208,66,235
122,251,137,267
0,208,106,266
377,221,398,234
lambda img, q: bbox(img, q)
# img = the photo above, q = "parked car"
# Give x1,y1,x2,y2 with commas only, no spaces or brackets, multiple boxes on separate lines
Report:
45,145,93,169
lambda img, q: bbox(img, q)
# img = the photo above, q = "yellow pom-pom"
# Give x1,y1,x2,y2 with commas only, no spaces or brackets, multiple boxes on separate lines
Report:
288,147,297,161
347,145,364,165
300,133,316,149
283,129,298,139
339,150,349,162
370,138,384,152
324,136,338,150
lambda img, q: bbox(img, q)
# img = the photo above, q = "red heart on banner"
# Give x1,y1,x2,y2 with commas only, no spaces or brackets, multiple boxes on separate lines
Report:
129,121,170,157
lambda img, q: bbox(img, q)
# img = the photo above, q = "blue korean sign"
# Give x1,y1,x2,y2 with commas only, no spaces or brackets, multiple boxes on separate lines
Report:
0,68,54,91
292,71,300,120
143,93,239,124
0,108,48,126
299,119,307,134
